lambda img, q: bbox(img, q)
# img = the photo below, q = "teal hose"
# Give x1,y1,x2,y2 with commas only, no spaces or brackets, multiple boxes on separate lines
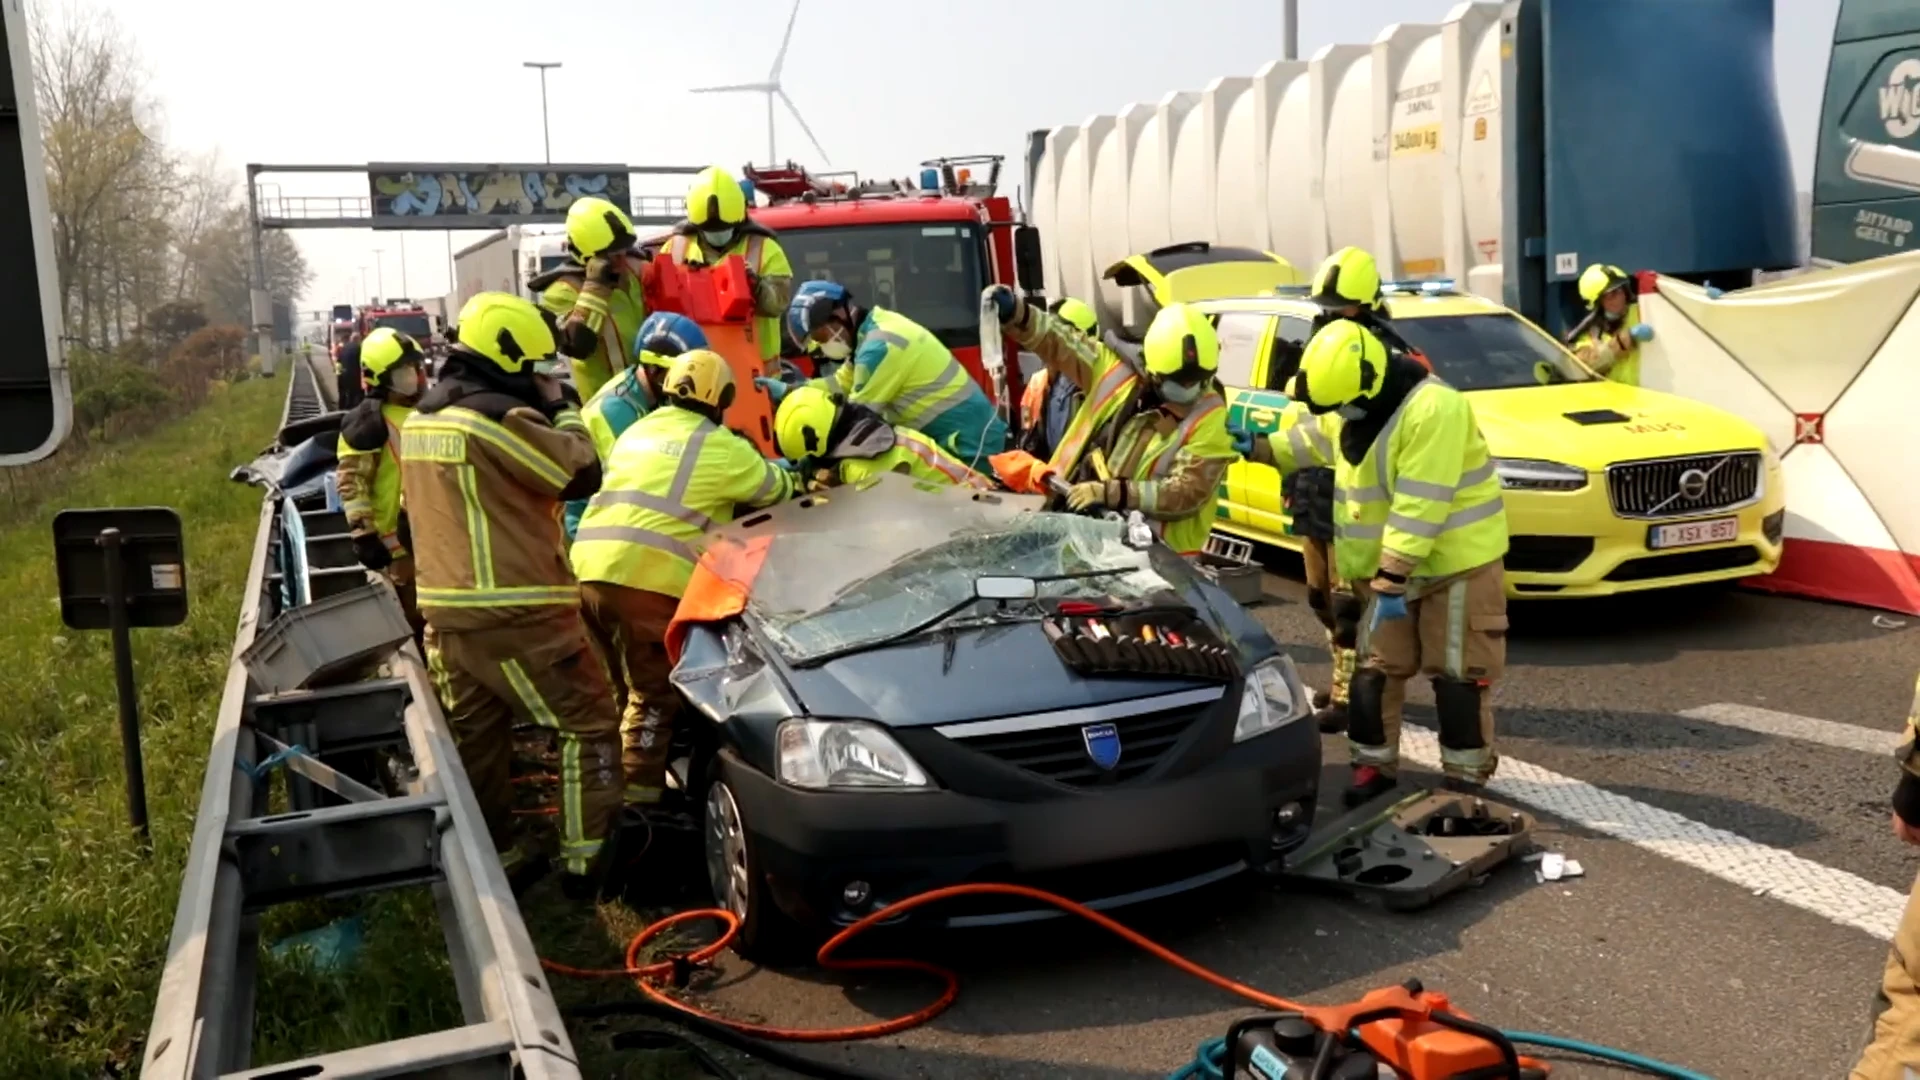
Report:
1168,1030,1715,1079
1502,1031,1716,1080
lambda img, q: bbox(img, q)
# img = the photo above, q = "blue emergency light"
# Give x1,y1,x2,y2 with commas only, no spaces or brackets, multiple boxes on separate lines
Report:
920,168,940,191
1381,278,1459,294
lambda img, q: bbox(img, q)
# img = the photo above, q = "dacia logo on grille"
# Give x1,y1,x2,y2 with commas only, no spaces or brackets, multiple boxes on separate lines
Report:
1082,723,1122,771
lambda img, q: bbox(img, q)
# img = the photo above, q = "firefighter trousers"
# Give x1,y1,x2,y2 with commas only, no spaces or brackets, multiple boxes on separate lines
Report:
1302,537,1357,707
1348,560,1506,782
1854,867,1920,1079
385,556,425,647
424,610,622,876
581,581,681,804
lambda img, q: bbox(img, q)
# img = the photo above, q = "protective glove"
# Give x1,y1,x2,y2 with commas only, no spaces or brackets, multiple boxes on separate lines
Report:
352,533,393,571
1228,423,1256,457
1630,322,1655,343
1066,480,1110,512
585,255,622,288
755,376,790,404
1369,589,1409,629
986,284,1017,323
1704,285,1724,300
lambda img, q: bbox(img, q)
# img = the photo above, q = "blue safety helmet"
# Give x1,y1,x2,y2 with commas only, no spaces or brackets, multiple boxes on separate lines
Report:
633,312,709,362
786,279,851,344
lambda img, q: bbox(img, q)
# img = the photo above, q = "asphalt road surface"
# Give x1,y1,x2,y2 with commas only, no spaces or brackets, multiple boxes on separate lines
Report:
619,557,1918,1079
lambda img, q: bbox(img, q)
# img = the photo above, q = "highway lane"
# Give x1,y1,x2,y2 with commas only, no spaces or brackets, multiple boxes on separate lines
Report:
590,564,1918,1079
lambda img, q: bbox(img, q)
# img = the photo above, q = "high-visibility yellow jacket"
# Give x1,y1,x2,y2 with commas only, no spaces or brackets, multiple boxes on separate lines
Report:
1254,379,1508,585
400,388,601,630
666,224,793,361
1095,390,1237,557
537,267,647,402
1005,303,1145,485
570,405,797,598
832,423,995,489
814,307,1007,470
564,363,663,542
1572,302,1644,387
336,399,413,557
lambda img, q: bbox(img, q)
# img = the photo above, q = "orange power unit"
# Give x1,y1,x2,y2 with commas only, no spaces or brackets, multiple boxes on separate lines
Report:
643,252,778,457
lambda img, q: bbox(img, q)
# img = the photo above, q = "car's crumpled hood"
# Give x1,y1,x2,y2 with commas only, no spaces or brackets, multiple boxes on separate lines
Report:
1470,381,1768,469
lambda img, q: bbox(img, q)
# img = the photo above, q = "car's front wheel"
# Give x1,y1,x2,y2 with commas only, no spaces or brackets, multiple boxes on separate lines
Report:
703,774,811,964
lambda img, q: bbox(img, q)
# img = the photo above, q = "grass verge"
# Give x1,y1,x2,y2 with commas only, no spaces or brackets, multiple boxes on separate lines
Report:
0,372,290,1077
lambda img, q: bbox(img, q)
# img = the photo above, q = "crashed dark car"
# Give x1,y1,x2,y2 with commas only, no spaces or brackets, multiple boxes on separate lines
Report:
666,473,1320,958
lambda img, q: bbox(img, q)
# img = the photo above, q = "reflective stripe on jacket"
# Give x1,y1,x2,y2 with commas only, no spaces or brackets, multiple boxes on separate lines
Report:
667,231,794,360
817,307,1008,470
570,405,796,598
400,403,598,629
1258,381,1508,585
565,366,661,542
838,426,995,489
337,401,413,553
1005,303,1143,485
539,272,647,401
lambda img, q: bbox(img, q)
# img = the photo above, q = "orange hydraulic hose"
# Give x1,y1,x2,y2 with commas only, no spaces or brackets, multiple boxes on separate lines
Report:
541,881,1308,1042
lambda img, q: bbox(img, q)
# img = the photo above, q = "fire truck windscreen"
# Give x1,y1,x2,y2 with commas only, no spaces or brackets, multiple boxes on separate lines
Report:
372,313,434,340
779,223,986,349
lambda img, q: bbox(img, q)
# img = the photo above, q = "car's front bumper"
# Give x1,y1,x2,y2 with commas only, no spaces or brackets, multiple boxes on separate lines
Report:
722,697,1321,930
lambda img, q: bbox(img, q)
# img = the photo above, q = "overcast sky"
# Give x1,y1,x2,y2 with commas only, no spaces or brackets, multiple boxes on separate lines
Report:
56,0,1841,312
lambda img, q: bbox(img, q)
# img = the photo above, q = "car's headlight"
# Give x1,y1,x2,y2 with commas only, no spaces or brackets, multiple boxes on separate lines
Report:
776,719,932,790
1234,658,1306,742
1492,457,1588,491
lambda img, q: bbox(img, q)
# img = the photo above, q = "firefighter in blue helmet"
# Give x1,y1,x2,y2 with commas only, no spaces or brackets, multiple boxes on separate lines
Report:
757,280,1008,471
563,313,709,542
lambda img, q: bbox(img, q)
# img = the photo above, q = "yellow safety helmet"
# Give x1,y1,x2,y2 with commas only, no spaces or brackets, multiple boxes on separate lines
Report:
686,166,749,228
453,291,561,375
1309,246,1384,312
1295,318,1389,409
662,348,737,412
1049,297,1098,336
360,326,424,382
565,196,636,260
1578,263,1631,308
1141,302,1220,380
774,385,839,460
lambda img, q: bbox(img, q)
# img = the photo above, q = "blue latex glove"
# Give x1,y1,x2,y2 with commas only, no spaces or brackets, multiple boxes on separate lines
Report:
1704,285,1724,299
1229,424,1256,457
1370,591,1409,629
1630,322,1655,343
755,376,790,404
986,284,1017,322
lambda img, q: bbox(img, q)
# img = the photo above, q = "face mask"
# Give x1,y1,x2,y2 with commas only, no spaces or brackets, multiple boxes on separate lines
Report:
700,227,737,251
1157,378,1203,405
1335,403,1368,421
389,368,422,398
818,329,852,361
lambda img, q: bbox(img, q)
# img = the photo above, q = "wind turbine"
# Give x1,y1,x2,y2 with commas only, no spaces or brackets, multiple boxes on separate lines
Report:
689,0,830,165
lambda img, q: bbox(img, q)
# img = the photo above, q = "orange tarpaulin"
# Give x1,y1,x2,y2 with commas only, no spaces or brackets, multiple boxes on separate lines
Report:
666,533,774,666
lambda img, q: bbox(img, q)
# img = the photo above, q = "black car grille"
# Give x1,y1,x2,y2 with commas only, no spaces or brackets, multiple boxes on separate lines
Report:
948,704,1207,786
1604,545,1764,582
1503,535,1595,574
1606,452,1762,519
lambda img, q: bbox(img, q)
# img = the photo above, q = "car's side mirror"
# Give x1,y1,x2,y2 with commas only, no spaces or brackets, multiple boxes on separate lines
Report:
1013,226,1045,294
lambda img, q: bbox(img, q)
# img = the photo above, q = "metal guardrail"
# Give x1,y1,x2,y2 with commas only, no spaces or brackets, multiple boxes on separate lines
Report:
141,355,581,1079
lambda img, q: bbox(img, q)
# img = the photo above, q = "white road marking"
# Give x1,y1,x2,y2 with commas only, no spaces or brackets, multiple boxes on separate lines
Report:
1398,728,1908,941
1677,702,1903,757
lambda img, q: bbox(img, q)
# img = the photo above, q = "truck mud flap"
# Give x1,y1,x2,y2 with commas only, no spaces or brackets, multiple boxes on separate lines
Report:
1280,788,1534,911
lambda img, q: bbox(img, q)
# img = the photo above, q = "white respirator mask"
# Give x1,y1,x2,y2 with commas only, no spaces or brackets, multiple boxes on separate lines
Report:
389,367,422,398
700,227,737,251
817,329,853,361
1158,378,1203,405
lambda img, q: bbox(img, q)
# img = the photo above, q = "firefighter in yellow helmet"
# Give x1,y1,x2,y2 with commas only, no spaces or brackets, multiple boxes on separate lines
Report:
666,166,793,362
776,384,994,491
1247,319,1508,805
335,327,427,636
401,292,622,896
1017,297,1095,460
1570,263,1652,386
531,196,649,402
572,349,797,806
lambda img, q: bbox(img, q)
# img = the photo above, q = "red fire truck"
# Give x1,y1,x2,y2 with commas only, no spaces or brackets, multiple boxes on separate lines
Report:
737,156,1046,415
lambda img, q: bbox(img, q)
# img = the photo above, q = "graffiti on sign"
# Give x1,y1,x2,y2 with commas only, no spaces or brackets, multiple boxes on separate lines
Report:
367,164,632,229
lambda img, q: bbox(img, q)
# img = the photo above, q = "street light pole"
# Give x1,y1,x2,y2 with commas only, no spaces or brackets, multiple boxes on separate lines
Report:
398,238,409,297
371,248,386,299
524,61,561,164
1282,0,1298,60
357,266,369,304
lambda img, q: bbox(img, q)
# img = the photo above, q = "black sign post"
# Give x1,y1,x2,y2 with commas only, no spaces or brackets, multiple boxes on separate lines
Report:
53,508,188,842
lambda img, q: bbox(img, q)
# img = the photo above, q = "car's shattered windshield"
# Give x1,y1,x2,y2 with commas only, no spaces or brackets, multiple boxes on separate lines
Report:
726,477,1183,665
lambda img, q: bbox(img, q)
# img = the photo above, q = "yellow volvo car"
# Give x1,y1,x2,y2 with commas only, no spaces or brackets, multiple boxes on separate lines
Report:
1187,283,1786,598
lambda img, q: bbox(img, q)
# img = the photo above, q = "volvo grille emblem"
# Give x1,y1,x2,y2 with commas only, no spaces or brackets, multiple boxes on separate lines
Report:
1081,723,1122,771
1676,469,1710,500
